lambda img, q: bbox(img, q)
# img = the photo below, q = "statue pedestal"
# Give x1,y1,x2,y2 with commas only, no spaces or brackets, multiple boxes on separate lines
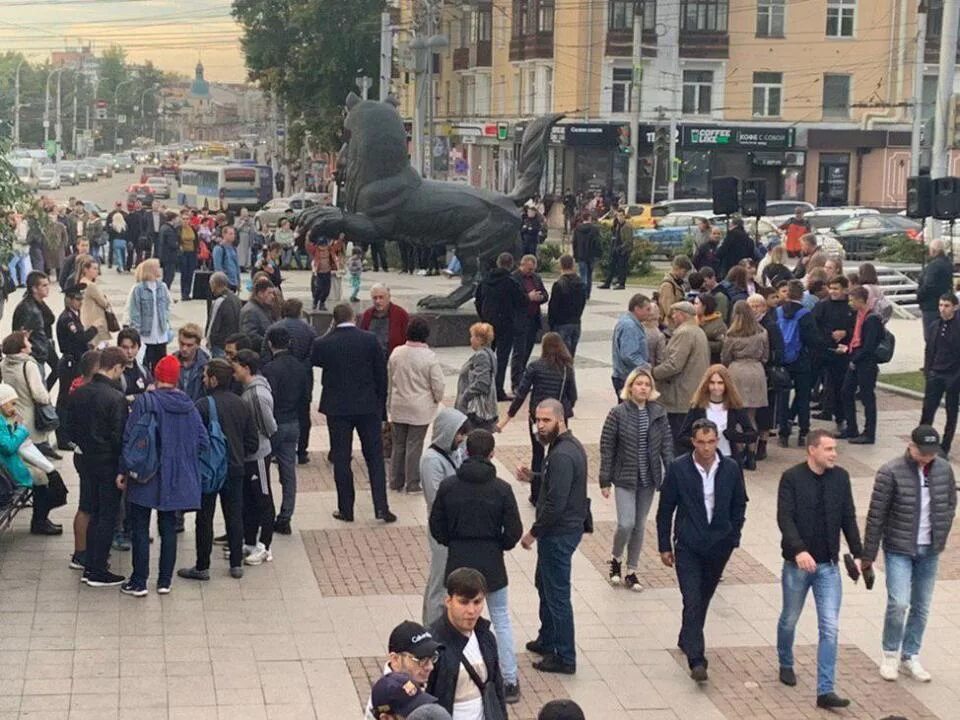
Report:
305,307,478,348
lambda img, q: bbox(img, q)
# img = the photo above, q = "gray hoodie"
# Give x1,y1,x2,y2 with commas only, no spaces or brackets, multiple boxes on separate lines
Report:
242,375,278,461
421,407,468,510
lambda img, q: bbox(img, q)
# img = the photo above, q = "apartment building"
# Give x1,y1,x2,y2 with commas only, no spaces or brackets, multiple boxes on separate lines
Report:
391,0,950,209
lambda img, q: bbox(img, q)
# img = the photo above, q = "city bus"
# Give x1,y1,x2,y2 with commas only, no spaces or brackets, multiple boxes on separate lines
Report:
230,159,274,206
177,162,261,212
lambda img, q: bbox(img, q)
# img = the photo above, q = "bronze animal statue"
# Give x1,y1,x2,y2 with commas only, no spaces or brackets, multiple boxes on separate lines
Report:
296,93,563,309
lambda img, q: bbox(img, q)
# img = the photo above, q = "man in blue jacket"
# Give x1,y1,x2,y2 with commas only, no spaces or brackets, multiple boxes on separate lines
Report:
611,293,651,401
656,418,748,683
212,226,241,292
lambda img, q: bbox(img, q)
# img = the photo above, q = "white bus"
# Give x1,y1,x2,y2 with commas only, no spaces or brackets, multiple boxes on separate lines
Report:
176,162,260,211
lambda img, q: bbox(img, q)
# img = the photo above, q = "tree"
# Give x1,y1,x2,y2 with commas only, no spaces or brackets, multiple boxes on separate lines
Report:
0,140,41,263
233,0,383,152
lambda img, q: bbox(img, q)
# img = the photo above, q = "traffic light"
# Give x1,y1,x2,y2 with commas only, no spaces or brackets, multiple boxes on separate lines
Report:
617,124,631,155
654,127,669,156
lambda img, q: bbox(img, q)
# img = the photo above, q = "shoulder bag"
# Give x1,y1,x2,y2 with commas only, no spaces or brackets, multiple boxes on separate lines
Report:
23,363,59,432
459,653,506,720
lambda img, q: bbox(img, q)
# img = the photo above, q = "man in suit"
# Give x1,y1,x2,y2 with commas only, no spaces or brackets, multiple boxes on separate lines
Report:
310,303,396,523
656,418,748,683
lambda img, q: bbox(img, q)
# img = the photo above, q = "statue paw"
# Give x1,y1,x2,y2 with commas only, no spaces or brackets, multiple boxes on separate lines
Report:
417,294,462,310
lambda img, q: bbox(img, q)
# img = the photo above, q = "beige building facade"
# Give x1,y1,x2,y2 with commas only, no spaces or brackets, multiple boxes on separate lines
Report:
389,0,956,210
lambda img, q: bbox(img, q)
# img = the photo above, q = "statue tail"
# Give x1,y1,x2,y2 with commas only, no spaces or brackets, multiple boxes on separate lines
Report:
507,113,565,207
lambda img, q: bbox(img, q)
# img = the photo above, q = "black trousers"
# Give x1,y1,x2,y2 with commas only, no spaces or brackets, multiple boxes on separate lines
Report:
144,344,167,373
242,457,274,550
778,365,812,436
161,261,176,289
492,323,514,397
327,413,389,517
55,357,79,446
603,251,629,286
675,545,734,669
528,418,546,504
311,272,332,308
298,371,313,459
81,456,122,574
821,359,848,424
510,315,540,392
842,361,878,439
921,372,960,454
369,242,388,272
195,470,244,570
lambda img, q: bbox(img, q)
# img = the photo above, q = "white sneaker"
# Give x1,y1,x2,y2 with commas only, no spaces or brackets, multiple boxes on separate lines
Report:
244,543,268,566
901,656,932,682
879,651,899,681
264,546,273,562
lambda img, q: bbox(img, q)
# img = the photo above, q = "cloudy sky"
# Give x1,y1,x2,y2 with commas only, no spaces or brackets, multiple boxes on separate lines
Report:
0,0,248,82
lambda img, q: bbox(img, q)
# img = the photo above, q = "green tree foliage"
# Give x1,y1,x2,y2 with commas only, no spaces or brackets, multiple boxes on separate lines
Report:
232,0,383,152
0,140,39,263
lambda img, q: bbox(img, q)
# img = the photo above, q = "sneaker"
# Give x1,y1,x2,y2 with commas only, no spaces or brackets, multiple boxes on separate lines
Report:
608,558,622,585
120,581,148,597
69,553,86,570
176,567,210,581
85,570,125,588
112,532,131,551
244,543,268,565
623,573,643,592
229,566,244,579
264,547,273,562
213,534,228,545
504,682,521,704
901,656,932,682
816,692,850,709
156,584,171,595
879,651,899,681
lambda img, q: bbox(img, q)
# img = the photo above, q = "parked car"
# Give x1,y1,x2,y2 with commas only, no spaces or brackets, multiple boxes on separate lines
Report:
651,199,715,218
76,163,99,182
823,214,921,260
57,162,79,186
598,204,656,230
127,184,156,206
145,176,170,199
37,168,61,190
254,192,327,230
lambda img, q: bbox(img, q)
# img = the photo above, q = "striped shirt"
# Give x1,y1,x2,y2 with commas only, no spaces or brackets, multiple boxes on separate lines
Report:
635,404,651,488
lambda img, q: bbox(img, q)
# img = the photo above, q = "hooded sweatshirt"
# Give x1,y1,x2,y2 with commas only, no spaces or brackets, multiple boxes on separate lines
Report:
242,375,278,462
421,407,468,510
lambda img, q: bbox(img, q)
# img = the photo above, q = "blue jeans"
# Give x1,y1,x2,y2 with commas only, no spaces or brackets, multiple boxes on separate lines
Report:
179,252,197,300
113,239,127,270
882,546,939,658
777,561,842,696
129,503,178,589
577,260,594,298
486,587,518,685
553,324,581,358
9,252,31,286
271,421,300,521
534,531,582,665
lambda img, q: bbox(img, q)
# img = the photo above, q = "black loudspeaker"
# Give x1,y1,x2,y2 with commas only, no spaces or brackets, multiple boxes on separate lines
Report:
906,176,932,219
932,177,960,220
741,178,767,217
712,176,739,215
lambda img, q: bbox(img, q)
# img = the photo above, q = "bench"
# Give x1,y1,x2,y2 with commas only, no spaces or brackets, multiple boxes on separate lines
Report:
0,462,33,533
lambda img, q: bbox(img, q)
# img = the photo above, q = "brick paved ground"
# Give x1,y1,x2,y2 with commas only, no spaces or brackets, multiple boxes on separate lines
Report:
669,645,939,720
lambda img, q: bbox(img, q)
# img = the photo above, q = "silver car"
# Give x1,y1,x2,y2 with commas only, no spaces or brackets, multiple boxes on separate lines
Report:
57,162,79,186
37,168,61,190
254,192,328,230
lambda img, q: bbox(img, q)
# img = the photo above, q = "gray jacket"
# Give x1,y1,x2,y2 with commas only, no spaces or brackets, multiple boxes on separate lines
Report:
455,347,498,422
599,400,673,491
241,375,278,461
421,407,468,510
863,453,958,561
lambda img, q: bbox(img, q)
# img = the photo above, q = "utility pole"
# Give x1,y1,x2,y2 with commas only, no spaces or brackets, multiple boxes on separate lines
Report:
910,1,928,176
659,1,681,199
55,69,63,159
626,1,643,204
72,60,81,156
931,0,959,181
13,58,24,148
379,11,393,102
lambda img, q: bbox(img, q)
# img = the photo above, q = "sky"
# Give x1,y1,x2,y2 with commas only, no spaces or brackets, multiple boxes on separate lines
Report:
0,0,248,83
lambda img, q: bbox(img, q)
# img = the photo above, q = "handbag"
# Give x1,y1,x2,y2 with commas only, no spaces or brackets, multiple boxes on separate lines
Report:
768,365,791,390
105,309,121,333
459,655,507,720
22,363,59,432
45,470,68,509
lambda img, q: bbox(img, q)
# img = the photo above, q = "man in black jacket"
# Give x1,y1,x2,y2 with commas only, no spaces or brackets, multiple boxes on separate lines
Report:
67,347,129,588
777,280,823,447
311,303,395,523
656,418,747,683
178,359,259,580
206,272,242,359
921,294,960,455
426,568,506,720
429,429,523,703
916,239,954,346
158,211,180,289
263,326,311,534
776,429,862,709
839,286,882,444
717,217,755,278
547,255,586,357
811,276,855,430
12,271,58,393
475,252,526,400
511,254,548,392
571,213,601,299
521,399,587,675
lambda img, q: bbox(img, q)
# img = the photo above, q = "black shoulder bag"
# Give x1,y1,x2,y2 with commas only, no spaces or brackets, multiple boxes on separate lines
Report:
459,654,506,720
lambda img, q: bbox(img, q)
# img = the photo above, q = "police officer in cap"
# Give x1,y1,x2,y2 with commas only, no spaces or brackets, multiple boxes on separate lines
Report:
55,285,97,449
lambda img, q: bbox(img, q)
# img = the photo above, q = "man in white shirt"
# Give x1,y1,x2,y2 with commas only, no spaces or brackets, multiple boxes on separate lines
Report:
364,621,443,720
862,425,957,683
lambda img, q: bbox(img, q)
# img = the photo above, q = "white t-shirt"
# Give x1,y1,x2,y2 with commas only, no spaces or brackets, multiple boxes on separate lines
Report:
917,466,932,546
453,633,485,720
706,402,732,457
694,456,719,524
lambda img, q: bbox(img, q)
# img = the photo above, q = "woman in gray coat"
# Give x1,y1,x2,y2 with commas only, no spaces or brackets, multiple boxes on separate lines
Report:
599,366,674,591
721,300,769,430
455,322,498,431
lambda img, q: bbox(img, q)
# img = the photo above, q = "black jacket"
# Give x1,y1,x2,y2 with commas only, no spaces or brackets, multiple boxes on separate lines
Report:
159,221,179,266
849,311,883,366
677,407,757,460
59,253,81,292
12,294,55,365
511,269,548,325
66,374,127,459
263,317,317,363
207,291,242,350
311,325,386,417
55,308,97,363
717,226,755,277
429,456,523,592
509,359,577,420
474,267,526,329
777,462,862,563
656,453,748,555
531,431,588,538
812,297,855,353
571,222,601,261
548,274,586,328
262,350,311,424
692,241,721,274
925,314,960,378
197,387,258,477
426,614,505,718
916,253,954,312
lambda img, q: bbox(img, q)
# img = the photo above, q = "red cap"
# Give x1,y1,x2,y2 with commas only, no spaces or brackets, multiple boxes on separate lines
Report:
153,355,181,385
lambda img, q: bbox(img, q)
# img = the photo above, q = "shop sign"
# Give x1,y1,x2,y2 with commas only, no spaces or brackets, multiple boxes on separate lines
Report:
564,124,619,147
684,125,794,149
483,124,498,137
451,124,483,138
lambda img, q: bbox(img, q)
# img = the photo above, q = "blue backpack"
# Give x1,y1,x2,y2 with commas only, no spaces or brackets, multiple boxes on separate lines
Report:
122,393,160,485
776,306,810,365
199,396,229,494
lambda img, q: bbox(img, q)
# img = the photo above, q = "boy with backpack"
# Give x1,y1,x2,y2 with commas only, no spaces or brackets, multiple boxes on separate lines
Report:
776,280,823,448
118,355,209,597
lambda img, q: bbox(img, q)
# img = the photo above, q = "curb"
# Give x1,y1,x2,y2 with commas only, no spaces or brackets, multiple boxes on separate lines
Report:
876,381,925,402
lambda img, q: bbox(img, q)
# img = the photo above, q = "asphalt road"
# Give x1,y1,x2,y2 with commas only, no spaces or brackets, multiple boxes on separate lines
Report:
43,168,173,211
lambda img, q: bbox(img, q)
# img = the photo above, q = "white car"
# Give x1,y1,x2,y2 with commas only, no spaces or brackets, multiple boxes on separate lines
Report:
37,168,61,190
145,176,170,199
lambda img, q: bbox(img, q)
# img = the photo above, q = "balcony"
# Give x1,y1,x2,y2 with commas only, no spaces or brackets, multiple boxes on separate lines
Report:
476,40,492,67
680,31,729,59
605,29,658,58
926,35,960,64
509,32,554,62
453,47,470,71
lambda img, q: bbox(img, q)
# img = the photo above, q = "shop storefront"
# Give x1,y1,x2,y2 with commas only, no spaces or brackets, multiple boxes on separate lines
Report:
558,122,658,203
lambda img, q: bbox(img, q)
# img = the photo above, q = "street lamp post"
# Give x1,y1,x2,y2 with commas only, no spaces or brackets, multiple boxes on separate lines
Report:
13,58,24,148
44,67,65,147
140,84,160,137
112,77,137,151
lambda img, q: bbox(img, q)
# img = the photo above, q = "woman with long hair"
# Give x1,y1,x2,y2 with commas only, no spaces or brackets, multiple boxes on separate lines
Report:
721,301,769,467
498,332,577,505
599,367,673,591
858,262,892,323
76,255,113,346
678,364,757,468
455,322,499,431
127,258,173,372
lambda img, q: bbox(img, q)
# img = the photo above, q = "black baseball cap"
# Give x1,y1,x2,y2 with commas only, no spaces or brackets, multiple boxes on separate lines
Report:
64,286,84,300
911,425,941,455
537,699,586,720
371,672,438,719
388,621,443,659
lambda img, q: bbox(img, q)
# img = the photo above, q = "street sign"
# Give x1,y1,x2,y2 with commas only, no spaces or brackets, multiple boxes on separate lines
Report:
95,108,107,120
117,114,127,124
42,120,49,129
115,138,124,146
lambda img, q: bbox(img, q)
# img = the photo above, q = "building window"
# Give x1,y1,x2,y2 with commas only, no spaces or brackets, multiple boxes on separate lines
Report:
756,0,785,37
682,70,713,115
538,0,555,32
752,71,782,117
822,73,850,119
608,0,655,31
526,67,537,114
826,0,855,37
459,12,472,47
611,68,633,113
476,6,492,42
543,65,553,112
681,0,729,32
476,74,491,115
512,0,526,36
